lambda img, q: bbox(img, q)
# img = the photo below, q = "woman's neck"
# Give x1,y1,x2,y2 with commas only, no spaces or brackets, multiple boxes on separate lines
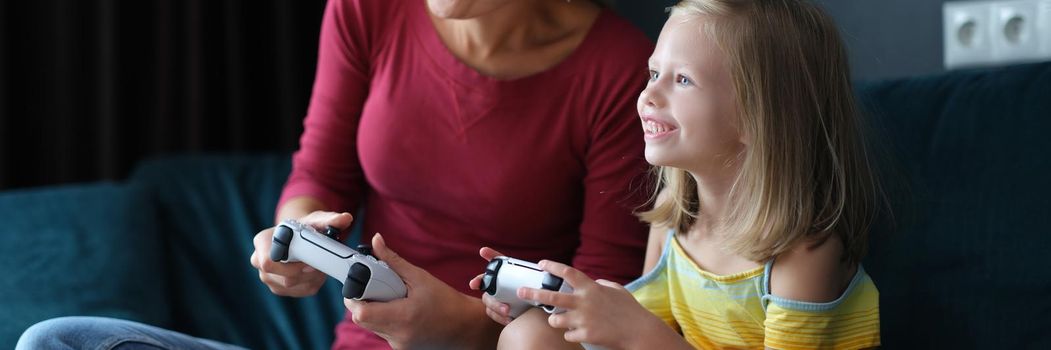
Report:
428,0,600,79
431,3,544,58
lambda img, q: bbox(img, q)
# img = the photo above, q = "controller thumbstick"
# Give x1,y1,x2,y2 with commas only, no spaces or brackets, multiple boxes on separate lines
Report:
270,225,294,261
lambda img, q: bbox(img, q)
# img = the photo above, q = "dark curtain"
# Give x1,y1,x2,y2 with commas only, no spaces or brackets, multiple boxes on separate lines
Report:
0,0,328,189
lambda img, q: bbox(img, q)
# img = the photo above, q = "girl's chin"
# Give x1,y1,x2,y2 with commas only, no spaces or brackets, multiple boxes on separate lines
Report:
643,151,677,168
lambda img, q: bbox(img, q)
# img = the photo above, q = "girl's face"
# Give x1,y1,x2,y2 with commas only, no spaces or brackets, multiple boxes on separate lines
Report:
426,0,515,19
638,14,745,174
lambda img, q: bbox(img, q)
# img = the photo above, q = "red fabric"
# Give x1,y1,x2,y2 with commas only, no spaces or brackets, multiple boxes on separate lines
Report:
279,1,654,348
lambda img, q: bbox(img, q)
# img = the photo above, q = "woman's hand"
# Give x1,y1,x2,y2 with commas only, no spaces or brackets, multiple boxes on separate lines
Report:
467,247,515,325
518,260,687,350
345,234,500,349
249,211,352,297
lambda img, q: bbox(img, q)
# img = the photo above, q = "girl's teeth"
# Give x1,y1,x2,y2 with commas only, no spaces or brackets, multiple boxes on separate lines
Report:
645,120,674,134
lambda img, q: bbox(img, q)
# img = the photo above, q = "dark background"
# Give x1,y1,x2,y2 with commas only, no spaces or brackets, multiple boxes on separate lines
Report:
0,0,951,190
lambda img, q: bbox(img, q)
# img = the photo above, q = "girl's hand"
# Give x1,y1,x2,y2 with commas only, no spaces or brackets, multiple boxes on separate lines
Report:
345,234,500,349
517,260,675,349
467,247,515,325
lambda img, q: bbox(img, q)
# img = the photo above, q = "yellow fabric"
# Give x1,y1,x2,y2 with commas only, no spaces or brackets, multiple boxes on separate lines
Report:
627,231,880,349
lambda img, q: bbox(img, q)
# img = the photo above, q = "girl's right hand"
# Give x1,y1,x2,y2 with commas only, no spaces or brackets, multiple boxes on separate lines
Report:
249,211,354,297
468,247,515,325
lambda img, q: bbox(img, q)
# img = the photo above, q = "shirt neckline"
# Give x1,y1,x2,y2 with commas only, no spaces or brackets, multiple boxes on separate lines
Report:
670,234,766,283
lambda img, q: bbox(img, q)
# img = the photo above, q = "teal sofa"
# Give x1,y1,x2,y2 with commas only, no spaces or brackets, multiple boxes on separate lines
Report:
1,61,1049,349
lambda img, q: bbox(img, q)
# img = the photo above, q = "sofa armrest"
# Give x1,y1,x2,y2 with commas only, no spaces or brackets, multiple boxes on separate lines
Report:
130,153,346,350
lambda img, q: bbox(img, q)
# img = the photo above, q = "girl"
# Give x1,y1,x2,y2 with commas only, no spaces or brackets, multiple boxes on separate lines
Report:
470,0,882,348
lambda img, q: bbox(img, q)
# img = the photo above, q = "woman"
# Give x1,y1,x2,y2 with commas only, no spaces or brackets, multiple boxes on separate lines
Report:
257,0,654,348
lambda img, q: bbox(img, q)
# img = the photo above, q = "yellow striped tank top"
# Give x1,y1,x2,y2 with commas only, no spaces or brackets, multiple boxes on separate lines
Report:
626,230,880,349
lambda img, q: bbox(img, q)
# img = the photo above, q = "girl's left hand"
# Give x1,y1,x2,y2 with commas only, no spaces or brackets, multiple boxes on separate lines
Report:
516,260,670,349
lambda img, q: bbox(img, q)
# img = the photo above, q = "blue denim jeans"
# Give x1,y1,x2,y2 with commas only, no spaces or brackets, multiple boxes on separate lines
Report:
17,316,249,350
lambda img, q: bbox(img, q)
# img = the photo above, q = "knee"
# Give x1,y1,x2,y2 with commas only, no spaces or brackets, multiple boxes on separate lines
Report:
498,309,571,350
17,316,97,350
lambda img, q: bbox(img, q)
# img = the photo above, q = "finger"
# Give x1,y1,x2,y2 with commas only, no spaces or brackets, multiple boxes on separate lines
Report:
486,306,512,326
517,287,576,309
250,250,260,269
478,247,504,261
468,273,485,290
278,278,325,297
371,233,418,278
538,260,592,288
252,228,274,265
300,211,354,230
264,270,304,289
563,328,588,344
595,279,626,290
345,294,405,326
261,272,297,296
344,298,365,319
547,313,572,329
259,258,309,276
481,293,510,318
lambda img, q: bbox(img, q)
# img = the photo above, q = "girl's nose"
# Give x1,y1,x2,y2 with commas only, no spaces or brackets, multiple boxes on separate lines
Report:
639,84,664,110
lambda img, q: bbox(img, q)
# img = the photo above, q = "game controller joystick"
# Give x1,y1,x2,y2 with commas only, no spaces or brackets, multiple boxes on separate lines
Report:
269,219,406,301
479,256,574,317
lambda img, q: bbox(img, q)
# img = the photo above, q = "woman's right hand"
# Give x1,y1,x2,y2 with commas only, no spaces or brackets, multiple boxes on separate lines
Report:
249,211,354,297
468,247,515,325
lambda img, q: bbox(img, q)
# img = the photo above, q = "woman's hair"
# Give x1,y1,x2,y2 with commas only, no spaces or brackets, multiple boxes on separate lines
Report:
638,0,882,266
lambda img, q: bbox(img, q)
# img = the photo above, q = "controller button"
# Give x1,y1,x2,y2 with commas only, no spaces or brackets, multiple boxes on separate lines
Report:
356,244,373,256
324,225,341,239
481,259,502,295
269,225,294,261
481,273,496,295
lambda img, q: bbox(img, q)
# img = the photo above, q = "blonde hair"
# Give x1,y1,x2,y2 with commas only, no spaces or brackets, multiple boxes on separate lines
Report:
638,0,881,265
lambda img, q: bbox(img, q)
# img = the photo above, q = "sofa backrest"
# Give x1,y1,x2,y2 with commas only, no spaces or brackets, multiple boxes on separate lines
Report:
858,61,1051,348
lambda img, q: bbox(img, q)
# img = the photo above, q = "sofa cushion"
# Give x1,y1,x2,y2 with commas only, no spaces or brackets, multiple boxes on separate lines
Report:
858,61,1051,348
130,153,346,350
0,183,170,349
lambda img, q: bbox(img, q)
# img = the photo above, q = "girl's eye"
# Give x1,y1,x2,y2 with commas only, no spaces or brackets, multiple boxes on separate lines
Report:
648,70,659,82
676,74,692,86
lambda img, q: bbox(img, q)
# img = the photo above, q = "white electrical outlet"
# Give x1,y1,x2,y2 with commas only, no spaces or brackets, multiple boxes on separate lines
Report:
944,0,1051,69
1040,0,1051,56
992,0,1042,62
944,1,993,69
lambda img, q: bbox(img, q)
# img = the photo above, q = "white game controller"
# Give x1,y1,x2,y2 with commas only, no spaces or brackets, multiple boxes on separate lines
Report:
479,256,574,317
269,219,406,301
480,256,608,350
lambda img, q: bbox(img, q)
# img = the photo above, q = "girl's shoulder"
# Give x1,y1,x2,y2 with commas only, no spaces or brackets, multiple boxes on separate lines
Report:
767,234,856,303
642,221,673,275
